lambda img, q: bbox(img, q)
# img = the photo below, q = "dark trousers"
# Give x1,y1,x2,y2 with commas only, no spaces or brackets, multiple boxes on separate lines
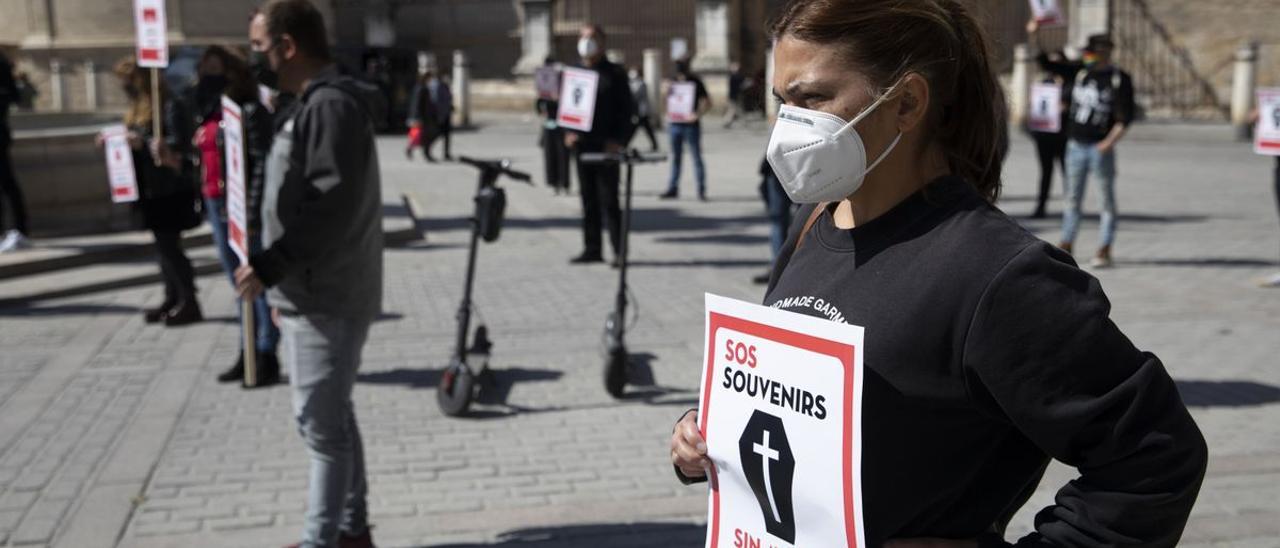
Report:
635,116,659,151
541,127,571,190
1274,157,1280,260
1032,131,1067,216
424,119,452,159
152,228,196,308
763,173,792,260
576,153,622,257
0,132,29,234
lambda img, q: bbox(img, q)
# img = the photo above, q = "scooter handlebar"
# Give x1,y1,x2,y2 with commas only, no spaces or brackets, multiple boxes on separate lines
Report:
457,156,533,184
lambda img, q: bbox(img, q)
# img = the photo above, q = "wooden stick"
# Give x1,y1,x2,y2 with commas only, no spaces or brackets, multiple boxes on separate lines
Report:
150,67,163,166
243,297,258,387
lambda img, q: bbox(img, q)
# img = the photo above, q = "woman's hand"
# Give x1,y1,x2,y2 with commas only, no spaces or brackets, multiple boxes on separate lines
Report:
150,139,182,170
670,409,709,479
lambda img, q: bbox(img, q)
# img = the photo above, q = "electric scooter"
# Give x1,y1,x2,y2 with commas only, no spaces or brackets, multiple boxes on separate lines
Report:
579,149,668,398
436,157,532,416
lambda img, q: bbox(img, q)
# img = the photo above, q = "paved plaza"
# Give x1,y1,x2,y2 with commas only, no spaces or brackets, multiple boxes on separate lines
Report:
0,114,1278,547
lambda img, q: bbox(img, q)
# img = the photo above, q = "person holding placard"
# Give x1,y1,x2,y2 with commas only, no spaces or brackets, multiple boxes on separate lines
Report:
108,59,203,326
536,57,572,194
563,24,636,266
1028,51,1069,219
190,46,281,386
672,2,1206,546
237,2,384,546
659,60,711,201
1030,22,1136,268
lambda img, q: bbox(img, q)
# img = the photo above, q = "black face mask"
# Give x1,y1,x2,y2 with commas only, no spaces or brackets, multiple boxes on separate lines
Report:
197,74,228,101
249,50,278,89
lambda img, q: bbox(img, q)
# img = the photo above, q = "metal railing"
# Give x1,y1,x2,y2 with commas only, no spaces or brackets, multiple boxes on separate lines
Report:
1111,0,1228,120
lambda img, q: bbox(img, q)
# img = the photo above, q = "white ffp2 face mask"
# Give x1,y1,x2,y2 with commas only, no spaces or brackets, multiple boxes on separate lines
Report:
765,88,903,204
577,38,600,60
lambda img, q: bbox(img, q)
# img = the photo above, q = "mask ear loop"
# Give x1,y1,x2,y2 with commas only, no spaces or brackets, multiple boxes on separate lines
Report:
833,80,904,138
864,131,903,173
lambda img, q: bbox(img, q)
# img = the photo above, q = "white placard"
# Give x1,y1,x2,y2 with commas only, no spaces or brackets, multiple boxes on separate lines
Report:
1029,0,1065,27
133,0,169,68
222,96,249,264
699,294,866,548
667,81,698,123
535,66,561,101
101,125,139,204
1255,88,1280,156
556,67,599,132
1028,83,1063,134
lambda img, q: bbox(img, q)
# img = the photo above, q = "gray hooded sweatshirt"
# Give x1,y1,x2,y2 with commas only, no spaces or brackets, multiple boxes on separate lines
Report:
251,65,384,319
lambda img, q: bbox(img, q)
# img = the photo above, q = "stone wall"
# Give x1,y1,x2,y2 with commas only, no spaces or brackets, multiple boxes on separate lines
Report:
1142,1,1280,99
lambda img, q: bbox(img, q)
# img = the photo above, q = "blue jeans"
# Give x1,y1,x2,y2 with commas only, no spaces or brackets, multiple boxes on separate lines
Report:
1061,140,1118,247
666,123,706,195
282,313,372,548
206,197,279,353
763,173,792,260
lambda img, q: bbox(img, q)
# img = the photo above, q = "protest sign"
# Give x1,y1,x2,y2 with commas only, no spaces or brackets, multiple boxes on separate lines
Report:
1028,83,1063,133
667,81,698,123
700,294,866,548
1255,88,1280,156
535,66,561,100
102,125,139,204
556,67,599,132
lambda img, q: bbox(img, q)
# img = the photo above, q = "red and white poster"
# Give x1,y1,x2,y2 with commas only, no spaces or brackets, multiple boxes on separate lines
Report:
1254,88,1280,156
667,81,698,123
699,294,866,548
556,67,599,132
535,66,561,101
1028,83,1062,133
222,96,249,264
1029,0,1064,27
101,125,138,204
133,0,169,68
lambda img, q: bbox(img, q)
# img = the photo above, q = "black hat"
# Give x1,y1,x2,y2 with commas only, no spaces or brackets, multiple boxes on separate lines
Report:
1085,34,1115,51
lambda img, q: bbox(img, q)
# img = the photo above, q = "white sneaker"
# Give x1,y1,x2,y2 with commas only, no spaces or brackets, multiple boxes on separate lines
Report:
1257,272,1280,288
1089,255,1114,269
0,231,16,253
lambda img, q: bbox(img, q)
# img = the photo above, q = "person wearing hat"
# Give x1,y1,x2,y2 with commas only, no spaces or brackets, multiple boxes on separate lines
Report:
1029,22,1135,268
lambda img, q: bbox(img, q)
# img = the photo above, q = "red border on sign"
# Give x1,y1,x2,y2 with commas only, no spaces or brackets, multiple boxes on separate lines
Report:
700,312,859,548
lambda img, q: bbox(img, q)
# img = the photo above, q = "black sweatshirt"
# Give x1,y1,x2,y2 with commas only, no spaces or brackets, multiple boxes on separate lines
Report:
1036,54,1135,144
744,177,1206,546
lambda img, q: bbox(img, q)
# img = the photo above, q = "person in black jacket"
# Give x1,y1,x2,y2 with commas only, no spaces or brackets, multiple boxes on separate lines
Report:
0,51,31,253
1030,23,1136,268
1028,50,1070,220
671,2,1206,546
108,59,203,326
536,57,572,194
564,24,636,266
190,46,281,386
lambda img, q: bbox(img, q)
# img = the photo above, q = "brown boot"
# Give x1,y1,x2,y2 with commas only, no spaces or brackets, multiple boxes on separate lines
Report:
1057,241,1073,256
1090,246,1114,268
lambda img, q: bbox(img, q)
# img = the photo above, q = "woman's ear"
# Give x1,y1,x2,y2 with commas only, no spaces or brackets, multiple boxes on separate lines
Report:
895,73,931,133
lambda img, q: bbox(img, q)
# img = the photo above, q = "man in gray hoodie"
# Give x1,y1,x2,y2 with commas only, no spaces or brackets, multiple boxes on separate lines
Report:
236,1,382,546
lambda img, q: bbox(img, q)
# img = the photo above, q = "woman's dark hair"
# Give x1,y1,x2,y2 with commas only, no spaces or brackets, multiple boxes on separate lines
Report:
772,0,1007,202
199,45,258,104
259,0,331,61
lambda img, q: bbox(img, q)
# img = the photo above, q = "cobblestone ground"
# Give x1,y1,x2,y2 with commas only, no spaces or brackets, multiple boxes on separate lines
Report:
0,114,1277,548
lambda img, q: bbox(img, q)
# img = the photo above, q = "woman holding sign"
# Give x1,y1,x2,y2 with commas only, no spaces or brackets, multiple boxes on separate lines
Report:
190,46,281,385
109,59,203,326
671,1,1206,547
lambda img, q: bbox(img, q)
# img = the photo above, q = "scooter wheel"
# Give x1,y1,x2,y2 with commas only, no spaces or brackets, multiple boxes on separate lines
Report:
437,362,475,416
604,349,627,399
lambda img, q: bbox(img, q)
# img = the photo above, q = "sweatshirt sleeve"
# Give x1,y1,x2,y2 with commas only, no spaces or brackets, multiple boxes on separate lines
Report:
963,242,1207,547
251,92,372,287
1035,53,1079,81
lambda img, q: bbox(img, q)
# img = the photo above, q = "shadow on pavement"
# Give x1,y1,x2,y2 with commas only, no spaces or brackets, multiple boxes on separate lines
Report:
422,522,704,547
0,302,142,317
414,208,765,236
1176,380,1280,407
1117,257,1276,268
